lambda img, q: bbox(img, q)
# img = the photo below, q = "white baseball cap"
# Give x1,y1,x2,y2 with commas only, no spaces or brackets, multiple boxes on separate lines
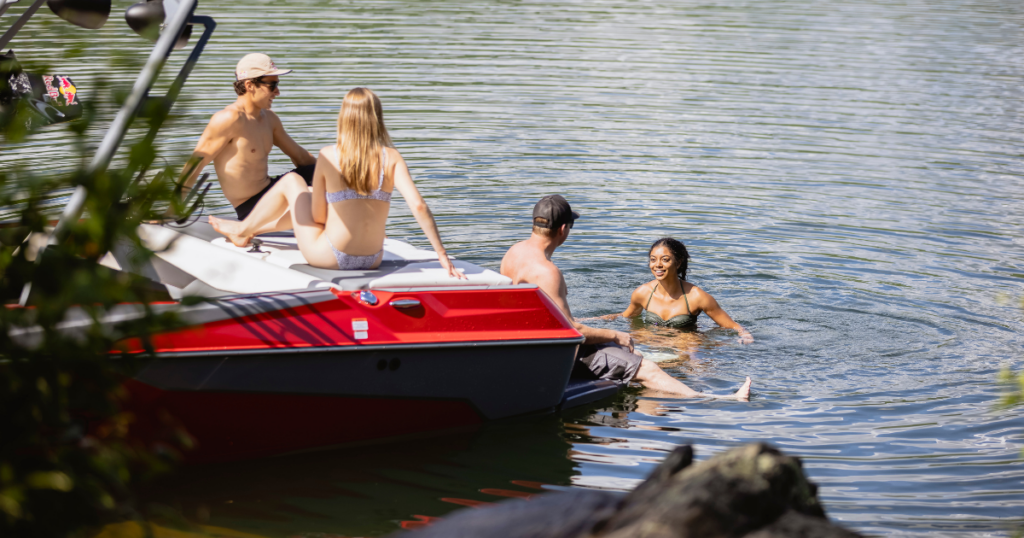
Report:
235,53,292,81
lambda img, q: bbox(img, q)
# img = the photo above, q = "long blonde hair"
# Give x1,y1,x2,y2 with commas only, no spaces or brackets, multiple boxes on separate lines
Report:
336,87,395,195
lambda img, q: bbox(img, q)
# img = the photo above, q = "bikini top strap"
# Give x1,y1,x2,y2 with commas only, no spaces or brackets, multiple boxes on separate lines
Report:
645,283,658,311
646,282,693,315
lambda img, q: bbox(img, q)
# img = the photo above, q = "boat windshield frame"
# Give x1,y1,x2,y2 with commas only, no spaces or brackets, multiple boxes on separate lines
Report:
4,0,217,303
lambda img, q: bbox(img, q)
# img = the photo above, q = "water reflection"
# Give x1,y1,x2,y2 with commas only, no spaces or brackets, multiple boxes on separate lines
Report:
566,388,1024,535
140,419,576,537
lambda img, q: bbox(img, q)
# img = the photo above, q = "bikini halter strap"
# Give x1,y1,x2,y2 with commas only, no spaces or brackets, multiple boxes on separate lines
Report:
645,282,692,315
645,283,658,311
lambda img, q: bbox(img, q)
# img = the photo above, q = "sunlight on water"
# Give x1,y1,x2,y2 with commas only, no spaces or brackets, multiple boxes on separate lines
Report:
3,0,1024,536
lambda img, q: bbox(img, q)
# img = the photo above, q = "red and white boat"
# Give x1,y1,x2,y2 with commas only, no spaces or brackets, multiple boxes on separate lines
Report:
103,220,617,462
5,0,620,463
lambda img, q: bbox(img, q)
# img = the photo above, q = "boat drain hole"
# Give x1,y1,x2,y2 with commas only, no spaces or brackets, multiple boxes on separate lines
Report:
376,359,387,371
389,358,401,371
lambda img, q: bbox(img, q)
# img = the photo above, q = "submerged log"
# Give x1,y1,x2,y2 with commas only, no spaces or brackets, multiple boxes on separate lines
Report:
393,443,862,538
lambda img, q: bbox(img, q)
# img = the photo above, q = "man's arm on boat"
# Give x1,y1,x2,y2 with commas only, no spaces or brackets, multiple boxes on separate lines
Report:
533,265,634,351
178,111,234,197
269,111,314,167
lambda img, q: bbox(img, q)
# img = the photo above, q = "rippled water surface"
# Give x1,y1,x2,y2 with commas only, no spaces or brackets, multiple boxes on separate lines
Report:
5,0,1024,535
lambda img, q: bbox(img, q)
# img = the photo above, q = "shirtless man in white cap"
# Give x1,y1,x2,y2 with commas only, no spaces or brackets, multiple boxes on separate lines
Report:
179,53,315,234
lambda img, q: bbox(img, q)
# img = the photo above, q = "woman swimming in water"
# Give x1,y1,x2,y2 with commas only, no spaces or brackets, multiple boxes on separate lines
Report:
605,238,753,344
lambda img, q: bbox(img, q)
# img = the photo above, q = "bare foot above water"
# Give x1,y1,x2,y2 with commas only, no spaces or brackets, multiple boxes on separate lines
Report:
209,215,252,247
728,376,753,401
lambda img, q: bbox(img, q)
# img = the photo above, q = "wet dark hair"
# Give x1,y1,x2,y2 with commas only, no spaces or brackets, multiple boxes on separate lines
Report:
649,237,690,282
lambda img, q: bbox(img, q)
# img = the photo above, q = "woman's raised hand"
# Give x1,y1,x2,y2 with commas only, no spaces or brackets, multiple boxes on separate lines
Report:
440,253,467,280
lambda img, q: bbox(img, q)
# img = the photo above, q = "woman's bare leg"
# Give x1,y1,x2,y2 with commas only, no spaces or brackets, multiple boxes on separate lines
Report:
287,187,352,269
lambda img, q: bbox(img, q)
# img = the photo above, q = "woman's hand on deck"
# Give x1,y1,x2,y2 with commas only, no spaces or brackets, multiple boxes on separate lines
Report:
440,253,467,279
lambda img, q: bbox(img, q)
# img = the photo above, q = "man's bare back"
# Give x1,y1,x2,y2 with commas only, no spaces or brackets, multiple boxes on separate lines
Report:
500,239,567,309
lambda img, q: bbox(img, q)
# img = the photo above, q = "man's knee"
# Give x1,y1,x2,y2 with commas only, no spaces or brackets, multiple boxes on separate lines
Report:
281,171,306,183
290,163,316,186
585,344,643,383
277,173,308,193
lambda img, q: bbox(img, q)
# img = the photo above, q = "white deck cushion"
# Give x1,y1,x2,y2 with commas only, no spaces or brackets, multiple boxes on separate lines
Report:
139,225,325,294
201,233,511,290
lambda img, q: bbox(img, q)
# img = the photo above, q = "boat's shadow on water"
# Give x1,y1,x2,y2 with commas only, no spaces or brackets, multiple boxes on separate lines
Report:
138,416,580,537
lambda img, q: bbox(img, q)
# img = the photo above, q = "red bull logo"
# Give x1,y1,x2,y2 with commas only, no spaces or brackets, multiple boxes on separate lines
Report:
57,76,76,106
42,75,60,102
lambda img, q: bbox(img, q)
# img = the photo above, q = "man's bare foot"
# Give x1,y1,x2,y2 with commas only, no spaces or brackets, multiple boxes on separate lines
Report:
209,215,252,247
726,377,752,401
651,377,752,401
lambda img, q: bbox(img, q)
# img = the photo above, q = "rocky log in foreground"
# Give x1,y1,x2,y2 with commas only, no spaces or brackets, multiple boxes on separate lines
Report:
393,443,864,538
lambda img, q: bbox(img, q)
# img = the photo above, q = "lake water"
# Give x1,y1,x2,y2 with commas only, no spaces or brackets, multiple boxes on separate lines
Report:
5,0,1024,536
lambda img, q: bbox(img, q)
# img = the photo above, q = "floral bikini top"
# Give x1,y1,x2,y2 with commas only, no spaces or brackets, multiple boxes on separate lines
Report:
643,283,698,328
325,148,392,203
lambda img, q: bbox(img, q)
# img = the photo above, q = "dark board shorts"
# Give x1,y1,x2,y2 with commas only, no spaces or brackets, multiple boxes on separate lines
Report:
573,343,643,383
233,163,316,220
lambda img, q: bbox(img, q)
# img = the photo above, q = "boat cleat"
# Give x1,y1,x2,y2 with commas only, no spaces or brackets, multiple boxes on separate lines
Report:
353,290,379,306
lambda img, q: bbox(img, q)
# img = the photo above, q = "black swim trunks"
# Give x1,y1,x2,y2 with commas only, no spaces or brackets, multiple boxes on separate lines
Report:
573,343,643,383
233,163,316,220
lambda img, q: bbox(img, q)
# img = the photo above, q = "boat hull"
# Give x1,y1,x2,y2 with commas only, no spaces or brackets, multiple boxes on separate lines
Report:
119,287,584,463
128,340,579,463
91,224,597,463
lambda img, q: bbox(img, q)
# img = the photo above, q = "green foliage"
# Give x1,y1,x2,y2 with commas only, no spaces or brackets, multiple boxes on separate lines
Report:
999,367,1024,408
997,297,1024,411
1,54,192,537
997,297,1024,480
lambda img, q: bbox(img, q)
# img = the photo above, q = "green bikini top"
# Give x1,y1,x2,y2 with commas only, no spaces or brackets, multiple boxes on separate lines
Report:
643,283,698,328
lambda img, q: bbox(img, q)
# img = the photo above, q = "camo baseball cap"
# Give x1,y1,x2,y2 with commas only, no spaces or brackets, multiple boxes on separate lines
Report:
235,53,292,81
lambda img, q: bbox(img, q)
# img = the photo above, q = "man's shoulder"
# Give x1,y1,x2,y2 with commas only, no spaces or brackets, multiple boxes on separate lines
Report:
263,108,283,125
522,258,564,303
503,239,529,258
503,242,561,284
530,260,563,286
498,241,524,279
208,106,244,130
